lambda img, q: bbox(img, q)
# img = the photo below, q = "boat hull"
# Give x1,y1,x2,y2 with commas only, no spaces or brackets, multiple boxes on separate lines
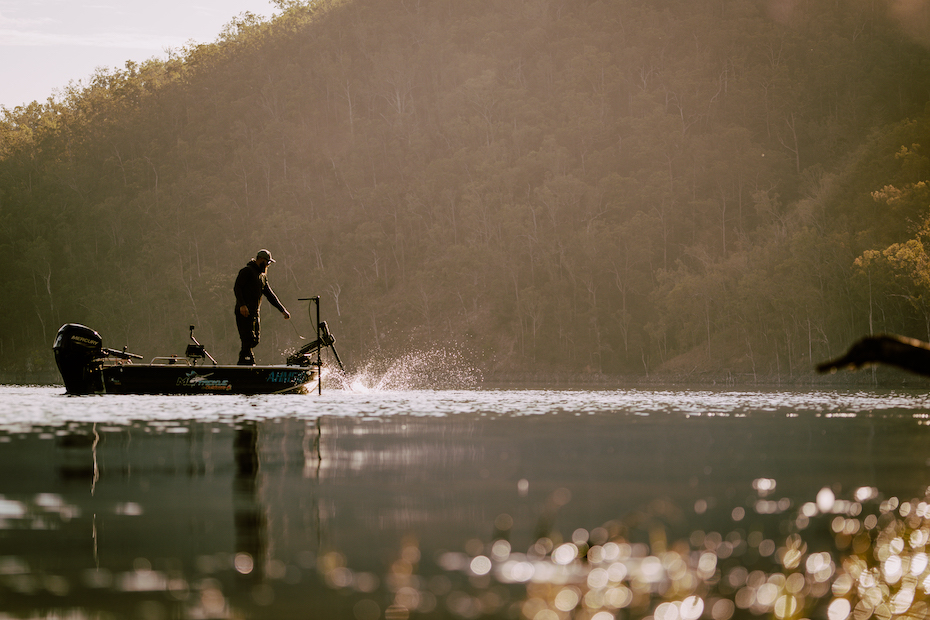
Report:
99,363,318,395
53,323,326,396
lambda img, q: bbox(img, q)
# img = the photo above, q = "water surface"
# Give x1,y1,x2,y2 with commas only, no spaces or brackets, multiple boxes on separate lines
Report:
1,385,929,620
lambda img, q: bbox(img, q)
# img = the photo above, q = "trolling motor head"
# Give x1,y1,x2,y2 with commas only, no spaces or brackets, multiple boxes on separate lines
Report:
287,321,341,368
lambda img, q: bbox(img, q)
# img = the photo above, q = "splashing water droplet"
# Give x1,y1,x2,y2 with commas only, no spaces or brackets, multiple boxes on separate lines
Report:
327,347,483,391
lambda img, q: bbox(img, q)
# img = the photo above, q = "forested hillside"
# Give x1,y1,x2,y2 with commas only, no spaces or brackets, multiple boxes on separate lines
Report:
2,0,930,380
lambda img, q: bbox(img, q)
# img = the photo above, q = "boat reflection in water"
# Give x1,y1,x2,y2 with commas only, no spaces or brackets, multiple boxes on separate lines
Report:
2,389,930,619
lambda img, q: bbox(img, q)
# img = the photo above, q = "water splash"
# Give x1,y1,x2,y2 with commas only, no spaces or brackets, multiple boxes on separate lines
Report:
328,347,483,392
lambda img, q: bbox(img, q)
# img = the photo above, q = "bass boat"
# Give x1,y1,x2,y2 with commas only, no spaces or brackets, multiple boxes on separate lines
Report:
53,297,342,395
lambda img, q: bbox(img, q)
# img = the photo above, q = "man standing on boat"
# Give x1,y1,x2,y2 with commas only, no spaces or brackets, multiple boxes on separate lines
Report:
234,249,290,365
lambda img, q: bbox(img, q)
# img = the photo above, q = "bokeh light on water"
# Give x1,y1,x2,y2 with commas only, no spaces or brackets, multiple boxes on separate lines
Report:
284,484,930,620
424,487,930,620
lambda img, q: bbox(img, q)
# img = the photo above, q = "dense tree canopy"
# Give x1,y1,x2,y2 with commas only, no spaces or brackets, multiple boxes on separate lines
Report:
2,0,930,380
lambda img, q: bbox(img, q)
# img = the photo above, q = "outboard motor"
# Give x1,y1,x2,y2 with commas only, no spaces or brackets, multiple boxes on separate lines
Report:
53,324,105,395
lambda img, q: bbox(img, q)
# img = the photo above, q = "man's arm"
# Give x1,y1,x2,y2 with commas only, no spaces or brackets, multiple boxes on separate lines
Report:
263,284,290,319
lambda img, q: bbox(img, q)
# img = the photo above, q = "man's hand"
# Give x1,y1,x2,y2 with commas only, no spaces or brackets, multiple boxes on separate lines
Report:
239,305,250,318
282,309,291,320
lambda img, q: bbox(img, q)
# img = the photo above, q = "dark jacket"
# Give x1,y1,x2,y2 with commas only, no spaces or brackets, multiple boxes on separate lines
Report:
234,259,285,316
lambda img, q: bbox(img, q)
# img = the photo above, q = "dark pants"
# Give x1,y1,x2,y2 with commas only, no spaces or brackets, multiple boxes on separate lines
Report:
236,311,260,365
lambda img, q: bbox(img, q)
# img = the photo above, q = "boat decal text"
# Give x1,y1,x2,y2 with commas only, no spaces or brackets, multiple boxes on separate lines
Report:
177,371,232,391
267,370,306,384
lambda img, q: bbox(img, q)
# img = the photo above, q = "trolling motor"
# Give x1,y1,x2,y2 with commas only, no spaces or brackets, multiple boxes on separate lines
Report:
186,325,217,365
287,296,344,375
287,320,344,370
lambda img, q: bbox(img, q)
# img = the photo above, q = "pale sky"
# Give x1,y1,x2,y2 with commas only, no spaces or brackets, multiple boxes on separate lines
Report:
0,0,276,109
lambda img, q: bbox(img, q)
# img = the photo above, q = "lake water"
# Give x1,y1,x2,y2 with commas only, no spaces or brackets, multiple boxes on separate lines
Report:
2,384,930,620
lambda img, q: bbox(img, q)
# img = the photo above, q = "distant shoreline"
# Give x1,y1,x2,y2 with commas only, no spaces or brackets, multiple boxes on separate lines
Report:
0,372,61,386
481,370,930,389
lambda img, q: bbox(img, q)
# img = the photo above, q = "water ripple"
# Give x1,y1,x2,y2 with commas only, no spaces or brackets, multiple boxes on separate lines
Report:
0,386,928,432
